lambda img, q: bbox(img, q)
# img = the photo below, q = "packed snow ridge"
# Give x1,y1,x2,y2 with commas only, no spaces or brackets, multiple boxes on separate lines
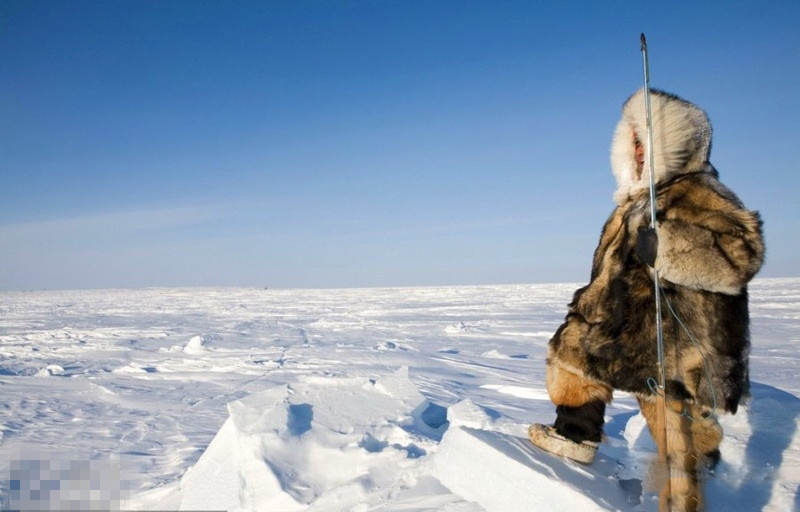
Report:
175,368,800,512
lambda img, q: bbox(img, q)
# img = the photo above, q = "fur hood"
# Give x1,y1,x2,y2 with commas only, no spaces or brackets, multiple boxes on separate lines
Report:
611,89,713,205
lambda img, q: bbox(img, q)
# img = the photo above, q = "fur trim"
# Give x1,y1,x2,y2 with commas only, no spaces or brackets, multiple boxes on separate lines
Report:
611,89,712,205
546,359,613,407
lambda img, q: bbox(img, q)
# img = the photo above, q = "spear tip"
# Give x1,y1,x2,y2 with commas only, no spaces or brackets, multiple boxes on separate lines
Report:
641,33,647,51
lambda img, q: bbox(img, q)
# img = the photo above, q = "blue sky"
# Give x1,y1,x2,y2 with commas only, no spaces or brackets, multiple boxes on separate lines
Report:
1,0,798,290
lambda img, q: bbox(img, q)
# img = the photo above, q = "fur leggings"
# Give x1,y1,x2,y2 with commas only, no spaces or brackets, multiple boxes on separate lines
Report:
547,346,722,512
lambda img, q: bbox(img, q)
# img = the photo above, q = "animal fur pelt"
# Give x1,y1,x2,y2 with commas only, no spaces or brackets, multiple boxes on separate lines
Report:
548,89,764,414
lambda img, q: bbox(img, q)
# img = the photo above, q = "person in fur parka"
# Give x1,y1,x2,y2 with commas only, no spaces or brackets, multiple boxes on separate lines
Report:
529,89,764,512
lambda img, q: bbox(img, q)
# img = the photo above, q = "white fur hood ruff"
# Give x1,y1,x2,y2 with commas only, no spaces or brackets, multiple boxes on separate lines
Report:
610,89,713,205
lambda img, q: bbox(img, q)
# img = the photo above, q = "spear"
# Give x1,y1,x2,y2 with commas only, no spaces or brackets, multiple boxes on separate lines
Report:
640,33,667,403
640,32,672,508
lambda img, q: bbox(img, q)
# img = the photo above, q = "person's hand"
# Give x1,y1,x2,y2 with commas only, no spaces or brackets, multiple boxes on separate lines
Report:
636,226,658,267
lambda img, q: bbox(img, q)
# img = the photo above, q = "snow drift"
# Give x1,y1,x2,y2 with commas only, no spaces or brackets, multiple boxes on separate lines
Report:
178,369,800,512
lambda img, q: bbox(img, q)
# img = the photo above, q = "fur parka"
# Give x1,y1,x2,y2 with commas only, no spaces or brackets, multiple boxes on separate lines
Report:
548,89,764,414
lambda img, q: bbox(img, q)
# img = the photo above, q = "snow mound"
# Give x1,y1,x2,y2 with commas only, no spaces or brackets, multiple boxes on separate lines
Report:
480,349,508,359
177,371,800,512
183,335,207,354
160,335,209,355
178,367,444,511
35,364,66,376
446,399,497,430
445,321,490,335
431,427,637,511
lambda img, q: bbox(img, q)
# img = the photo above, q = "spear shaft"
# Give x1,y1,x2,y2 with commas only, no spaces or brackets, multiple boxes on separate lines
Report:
640,33,667,396
640,32,672,507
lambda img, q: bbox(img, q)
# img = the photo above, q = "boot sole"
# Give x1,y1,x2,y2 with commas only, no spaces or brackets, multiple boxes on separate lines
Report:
528,424,598,465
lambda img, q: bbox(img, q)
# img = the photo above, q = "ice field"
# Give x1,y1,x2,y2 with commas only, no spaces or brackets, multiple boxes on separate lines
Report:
1,279,798,510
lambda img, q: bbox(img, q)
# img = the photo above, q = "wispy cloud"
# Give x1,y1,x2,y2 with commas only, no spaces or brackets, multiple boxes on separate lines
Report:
0,206,221,244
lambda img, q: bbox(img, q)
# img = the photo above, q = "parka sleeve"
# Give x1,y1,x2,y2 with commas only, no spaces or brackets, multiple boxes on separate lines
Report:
654,190,764,295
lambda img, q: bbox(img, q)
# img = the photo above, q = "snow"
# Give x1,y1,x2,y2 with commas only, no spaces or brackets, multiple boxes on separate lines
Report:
0,279,798,511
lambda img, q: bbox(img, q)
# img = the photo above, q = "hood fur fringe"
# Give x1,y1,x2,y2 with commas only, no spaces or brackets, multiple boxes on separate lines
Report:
611,89,713,205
